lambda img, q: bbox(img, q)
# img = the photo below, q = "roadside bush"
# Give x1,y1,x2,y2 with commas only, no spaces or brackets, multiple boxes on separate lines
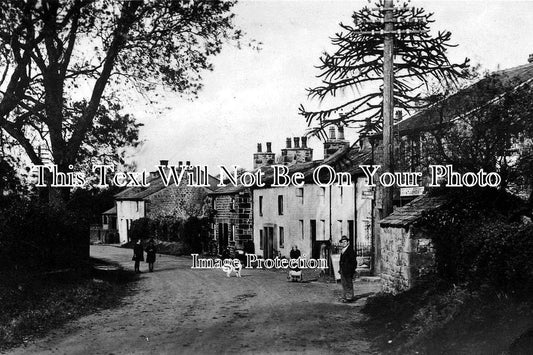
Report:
129,218,153,241
0,199,88,271
126,215,211,255
417,188,533,297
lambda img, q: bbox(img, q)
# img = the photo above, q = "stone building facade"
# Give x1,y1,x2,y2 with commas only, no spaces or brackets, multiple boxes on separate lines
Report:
209,186,254,253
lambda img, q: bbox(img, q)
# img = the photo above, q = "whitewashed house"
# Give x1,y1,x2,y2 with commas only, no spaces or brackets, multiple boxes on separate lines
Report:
252,131,375,272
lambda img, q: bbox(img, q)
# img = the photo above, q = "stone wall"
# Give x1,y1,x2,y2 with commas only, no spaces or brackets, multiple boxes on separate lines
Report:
146,184,209,219
213,190,253,250
380,225,435,294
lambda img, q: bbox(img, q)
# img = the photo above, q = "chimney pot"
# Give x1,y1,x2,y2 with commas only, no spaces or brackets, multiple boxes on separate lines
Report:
266,142,272,153
529,54,533,63
294,137,300,148
159,160,168,167
329,126,336,140
257,143,262,153
301,136,307,148
286,138,292,149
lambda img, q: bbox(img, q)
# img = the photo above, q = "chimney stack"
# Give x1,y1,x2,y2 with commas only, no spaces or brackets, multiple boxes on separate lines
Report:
257,143,262,153
178,161,183,167
266,142,272,153
395,110,403,122
286,137,292,148
301,136,307,148
186,160,191,166
159,160,168,167
329,126,336,140
337,126,345,140
529,54,533,63
294,137,300,148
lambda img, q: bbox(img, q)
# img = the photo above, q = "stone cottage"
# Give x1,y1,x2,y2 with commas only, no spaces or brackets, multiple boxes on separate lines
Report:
379,195,448,293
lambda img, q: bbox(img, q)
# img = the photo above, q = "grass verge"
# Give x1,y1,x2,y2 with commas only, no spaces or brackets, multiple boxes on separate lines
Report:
361,279,533,354
0,258,137,350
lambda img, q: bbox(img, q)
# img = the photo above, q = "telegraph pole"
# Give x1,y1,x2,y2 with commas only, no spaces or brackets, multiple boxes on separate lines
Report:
353,0,428,217
382,0,395,217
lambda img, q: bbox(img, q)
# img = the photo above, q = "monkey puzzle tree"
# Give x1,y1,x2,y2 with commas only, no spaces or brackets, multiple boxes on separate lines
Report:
300,0,470,138
0,0,244,202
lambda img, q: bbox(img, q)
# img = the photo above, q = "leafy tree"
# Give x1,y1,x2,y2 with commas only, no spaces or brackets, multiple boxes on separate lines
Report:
300,0,469,138
0,0,244,201
423,72,533,202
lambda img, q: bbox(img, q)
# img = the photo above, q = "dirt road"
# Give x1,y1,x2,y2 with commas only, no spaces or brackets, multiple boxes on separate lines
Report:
9,245,381,355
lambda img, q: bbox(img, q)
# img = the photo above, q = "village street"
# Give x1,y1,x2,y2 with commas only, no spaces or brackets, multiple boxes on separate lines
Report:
8,246,381,355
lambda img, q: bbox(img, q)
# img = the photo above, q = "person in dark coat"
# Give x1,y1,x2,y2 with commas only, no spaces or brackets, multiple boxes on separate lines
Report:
146,239,157,272
132,239,144,273
289,245,301,271
338,235,357,302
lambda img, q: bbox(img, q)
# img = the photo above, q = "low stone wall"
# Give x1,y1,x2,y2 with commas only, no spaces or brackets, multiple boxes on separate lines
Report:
380,225,434,294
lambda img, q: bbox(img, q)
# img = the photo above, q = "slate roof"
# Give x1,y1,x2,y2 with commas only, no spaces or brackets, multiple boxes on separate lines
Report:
393,62,533,135
102,206,116,215
379,195,448,228
114,170,217,200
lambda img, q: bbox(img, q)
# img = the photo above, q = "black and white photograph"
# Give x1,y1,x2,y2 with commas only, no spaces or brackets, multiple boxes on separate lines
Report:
1,0,533,354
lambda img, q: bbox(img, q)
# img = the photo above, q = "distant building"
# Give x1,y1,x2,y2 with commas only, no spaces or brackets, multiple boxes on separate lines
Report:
114,160,218,244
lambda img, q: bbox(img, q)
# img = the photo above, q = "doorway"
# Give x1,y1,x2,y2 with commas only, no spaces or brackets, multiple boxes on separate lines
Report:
263,226,274,259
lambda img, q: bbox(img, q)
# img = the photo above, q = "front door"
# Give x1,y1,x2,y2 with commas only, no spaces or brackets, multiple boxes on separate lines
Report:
263,226,274,259
219,223,229,251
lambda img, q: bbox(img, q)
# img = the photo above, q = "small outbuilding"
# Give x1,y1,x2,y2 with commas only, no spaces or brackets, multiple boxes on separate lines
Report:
379,195,448,294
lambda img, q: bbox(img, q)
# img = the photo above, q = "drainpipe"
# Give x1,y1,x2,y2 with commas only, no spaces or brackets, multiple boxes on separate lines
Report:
329,184,333,276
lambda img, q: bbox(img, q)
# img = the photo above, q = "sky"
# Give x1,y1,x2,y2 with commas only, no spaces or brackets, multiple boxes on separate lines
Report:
130,0,533,172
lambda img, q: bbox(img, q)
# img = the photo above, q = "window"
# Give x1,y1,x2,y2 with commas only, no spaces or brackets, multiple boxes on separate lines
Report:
230,197,236,211
231,224,235,241
299,220,304,240
340,186,344,204
259,229,264,250
296,188,304,204
318,187,326,203
259,196,263,216
278,195,284,215
320,220,326,240
338,220,343,236
279,227,284,248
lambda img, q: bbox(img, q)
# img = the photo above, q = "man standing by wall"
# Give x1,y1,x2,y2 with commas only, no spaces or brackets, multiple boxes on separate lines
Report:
339,235,357,302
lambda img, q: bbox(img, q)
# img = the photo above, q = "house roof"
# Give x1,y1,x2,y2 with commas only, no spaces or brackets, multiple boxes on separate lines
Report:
392,62,533,135
114,169,217,200
102,206,116,215
210,144,372,195
379,195,448,228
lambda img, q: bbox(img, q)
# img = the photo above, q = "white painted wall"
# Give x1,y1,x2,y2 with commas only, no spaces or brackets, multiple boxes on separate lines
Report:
116,200,146,244
253,179,371,259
